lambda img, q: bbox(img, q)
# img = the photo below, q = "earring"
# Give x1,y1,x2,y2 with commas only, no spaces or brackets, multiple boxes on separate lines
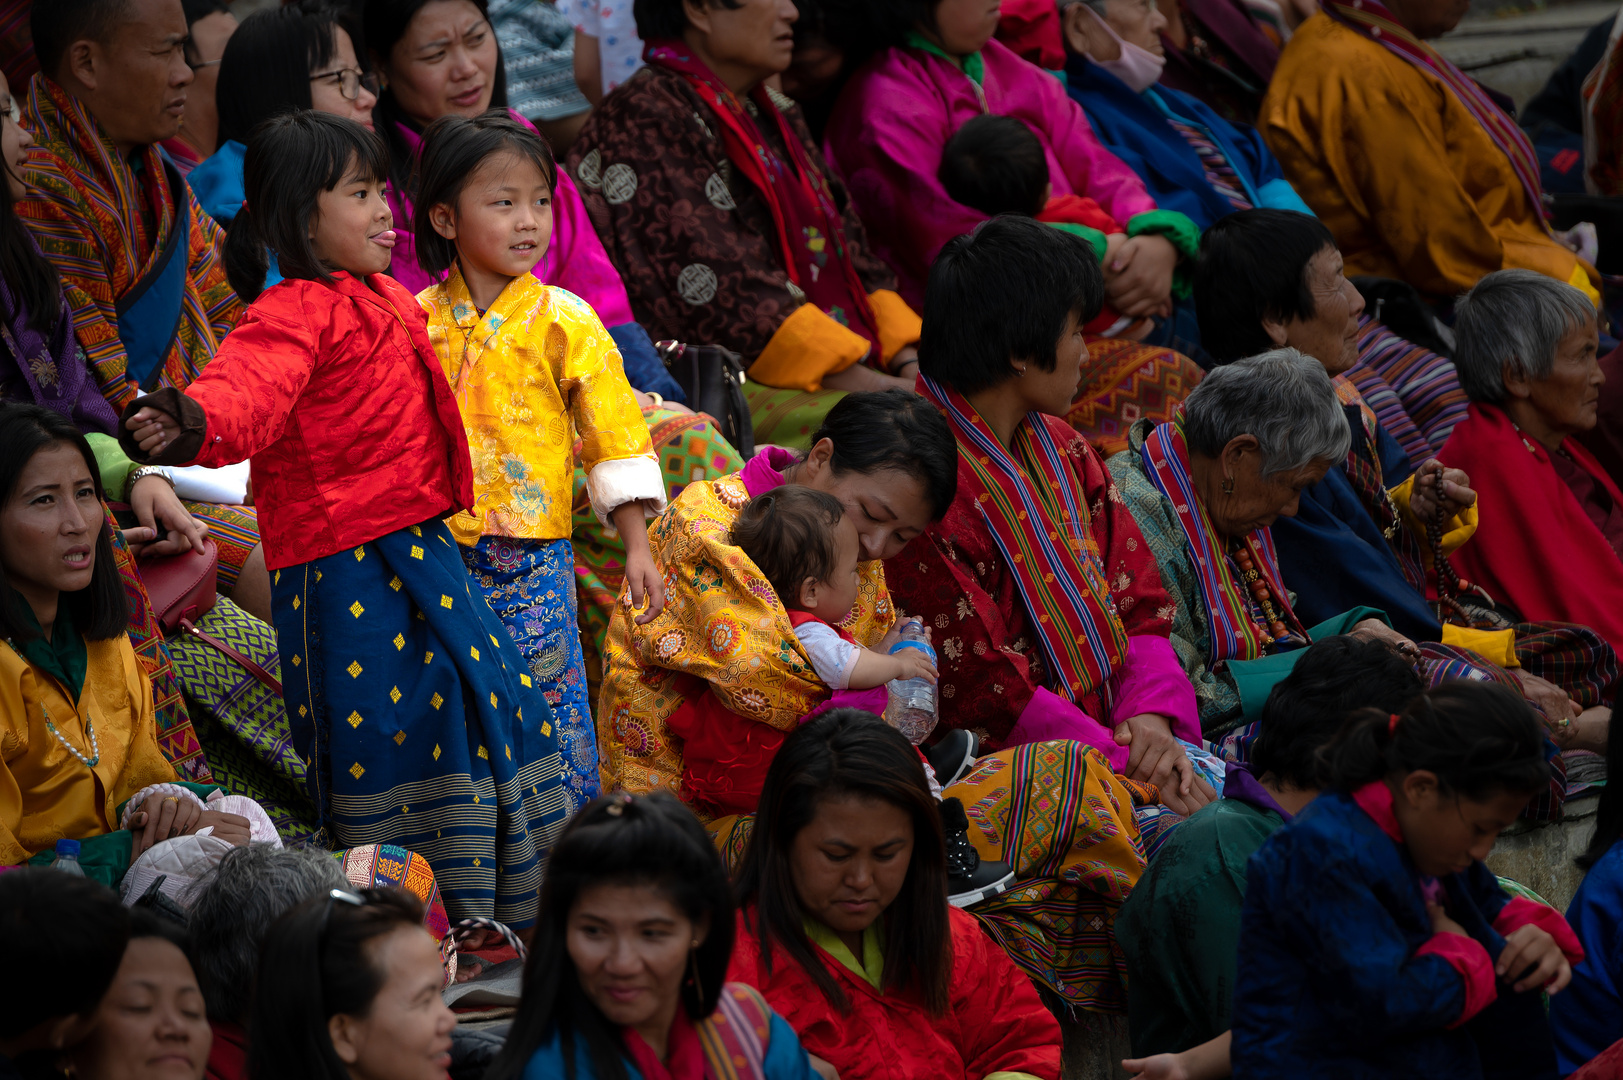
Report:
1015,366,1026,377
1222,477,1234,495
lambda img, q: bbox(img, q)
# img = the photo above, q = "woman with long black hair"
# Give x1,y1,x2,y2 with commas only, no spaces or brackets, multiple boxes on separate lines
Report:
485,792,820,1080
728,710,1063,1080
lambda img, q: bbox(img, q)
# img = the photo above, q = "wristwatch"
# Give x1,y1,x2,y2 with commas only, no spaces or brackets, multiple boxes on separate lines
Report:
128,465,176,496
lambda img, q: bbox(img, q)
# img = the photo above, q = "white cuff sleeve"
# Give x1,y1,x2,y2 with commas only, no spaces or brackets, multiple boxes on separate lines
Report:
586,455,667,532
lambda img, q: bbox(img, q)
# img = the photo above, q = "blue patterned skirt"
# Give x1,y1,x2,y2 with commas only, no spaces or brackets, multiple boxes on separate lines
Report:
271,518,569,928
461,535,597,811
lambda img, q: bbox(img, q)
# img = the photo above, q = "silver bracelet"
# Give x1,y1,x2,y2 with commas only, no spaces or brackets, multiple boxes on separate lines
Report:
128,465,175,496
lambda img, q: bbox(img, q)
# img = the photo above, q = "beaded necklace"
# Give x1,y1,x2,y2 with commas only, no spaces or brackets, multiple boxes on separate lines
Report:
1228,539,1289,647
39,701,100,768
1424,461,1475,623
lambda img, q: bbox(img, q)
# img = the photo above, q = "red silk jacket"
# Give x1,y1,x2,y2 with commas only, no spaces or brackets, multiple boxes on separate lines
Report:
121,273,473,569
728,906,1062,1080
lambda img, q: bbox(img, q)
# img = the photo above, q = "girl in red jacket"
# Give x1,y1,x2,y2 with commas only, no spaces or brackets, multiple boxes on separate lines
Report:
119,112,568,929
729,709,1063,1080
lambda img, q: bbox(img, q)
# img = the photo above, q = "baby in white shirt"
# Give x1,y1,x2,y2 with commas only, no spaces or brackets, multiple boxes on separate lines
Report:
731,485,937,692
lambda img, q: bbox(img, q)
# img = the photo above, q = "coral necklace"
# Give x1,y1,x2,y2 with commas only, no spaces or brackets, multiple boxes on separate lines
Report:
1230,540,1289,646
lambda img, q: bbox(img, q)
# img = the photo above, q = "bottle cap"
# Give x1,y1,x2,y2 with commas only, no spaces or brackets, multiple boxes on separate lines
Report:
55,838,81,857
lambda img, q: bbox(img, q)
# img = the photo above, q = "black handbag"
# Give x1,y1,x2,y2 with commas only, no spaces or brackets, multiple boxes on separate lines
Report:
655,340,755,458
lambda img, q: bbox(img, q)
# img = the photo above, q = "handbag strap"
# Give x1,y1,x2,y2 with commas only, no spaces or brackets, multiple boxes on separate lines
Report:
179,617,283,695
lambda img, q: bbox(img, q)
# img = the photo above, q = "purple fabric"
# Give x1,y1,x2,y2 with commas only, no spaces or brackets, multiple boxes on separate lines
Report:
1006,685,1127,768
0,274,119,435
384,112,635,326
824,38,1158,309
1006,633,1199,769
1174,0,1280,84
803,685,890,724
1222,762,1293,820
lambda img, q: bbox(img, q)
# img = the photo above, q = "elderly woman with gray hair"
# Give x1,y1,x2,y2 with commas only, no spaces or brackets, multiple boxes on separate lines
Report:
1441,269,1623,661
1106,348,1419,733
185,844,347,1079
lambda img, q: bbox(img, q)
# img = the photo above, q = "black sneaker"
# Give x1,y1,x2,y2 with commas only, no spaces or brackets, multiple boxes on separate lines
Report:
939,796,1015,908
925,729,979,789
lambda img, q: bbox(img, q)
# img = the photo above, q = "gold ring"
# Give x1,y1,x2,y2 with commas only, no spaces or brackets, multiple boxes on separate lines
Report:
1561,718,1572,729
163,796,180,803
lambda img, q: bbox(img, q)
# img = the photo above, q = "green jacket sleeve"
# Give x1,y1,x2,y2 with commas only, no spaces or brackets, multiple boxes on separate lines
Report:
86,432,137,501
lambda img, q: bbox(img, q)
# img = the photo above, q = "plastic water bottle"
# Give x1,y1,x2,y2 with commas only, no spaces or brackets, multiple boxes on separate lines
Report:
51,838,85,876
885,617,938,745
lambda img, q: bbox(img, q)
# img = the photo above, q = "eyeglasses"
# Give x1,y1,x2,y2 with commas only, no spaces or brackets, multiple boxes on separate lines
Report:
186,55,223,71
311,68,380,102
320,887,367,939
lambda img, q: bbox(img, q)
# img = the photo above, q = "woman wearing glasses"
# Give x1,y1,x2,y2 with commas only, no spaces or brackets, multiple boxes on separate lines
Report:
189,5,380,291
163,0,239,177
247,887,457,1080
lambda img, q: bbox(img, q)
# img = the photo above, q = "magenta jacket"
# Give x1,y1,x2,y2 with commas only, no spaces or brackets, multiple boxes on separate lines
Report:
825,39,1159,308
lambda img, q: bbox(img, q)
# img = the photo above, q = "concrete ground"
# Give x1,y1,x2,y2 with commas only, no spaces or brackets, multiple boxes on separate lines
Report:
1436,0,1616,109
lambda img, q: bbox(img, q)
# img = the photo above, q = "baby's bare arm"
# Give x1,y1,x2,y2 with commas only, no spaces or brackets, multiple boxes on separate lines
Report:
847,646,938,690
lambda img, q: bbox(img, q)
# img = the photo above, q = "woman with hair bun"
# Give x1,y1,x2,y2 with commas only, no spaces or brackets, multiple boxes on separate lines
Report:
1231,680,1583,1078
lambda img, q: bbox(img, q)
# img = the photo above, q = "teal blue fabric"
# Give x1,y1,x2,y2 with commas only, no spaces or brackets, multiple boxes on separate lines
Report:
1227,607,1387,722
520,1010,818,1080
188,141,281,287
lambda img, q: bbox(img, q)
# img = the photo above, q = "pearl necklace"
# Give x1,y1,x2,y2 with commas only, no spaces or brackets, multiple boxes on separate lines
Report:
40,702,100,768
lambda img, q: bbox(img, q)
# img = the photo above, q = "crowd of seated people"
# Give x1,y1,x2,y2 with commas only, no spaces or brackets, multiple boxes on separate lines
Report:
6,0,1623,1077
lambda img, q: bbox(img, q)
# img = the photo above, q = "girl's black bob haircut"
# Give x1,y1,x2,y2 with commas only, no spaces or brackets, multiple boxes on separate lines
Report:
0,402,128,642
485,792,735,1080
223,111,391,302
413,109,557,278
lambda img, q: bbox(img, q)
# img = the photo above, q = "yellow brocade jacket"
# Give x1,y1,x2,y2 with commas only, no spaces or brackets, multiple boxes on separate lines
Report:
1,634,177,866
1261,14,1594,301
419,269,662,544
597,471,893,805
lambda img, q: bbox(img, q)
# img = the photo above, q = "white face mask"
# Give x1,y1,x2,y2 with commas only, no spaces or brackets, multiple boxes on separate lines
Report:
1084,4,1166,93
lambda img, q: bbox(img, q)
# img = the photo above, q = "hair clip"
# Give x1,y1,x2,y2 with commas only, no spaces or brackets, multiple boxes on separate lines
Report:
1387,713,1401,736
604,792,634,817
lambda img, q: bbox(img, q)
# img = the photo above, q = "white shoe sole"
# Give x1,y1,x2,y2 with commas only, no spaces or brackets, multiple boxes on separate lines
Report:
948,867,1016,909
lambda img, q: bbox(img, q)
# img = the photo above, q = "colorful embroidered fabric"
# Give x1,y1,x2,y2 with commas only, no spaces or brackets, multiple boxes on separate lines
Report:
108,522,209,782
17,75,241,411
1066,335,1204,457
917,375,1130,709
273,519,568,926
462,536,595,813
419,268,653,543
1350,317,1469,459
565,64,902,375
1137,412,1309,664
883,412,1177,747
955,741,1151,1009
338,842,453,944
1164,117,1253,212
597,469,892,805
644,40,881,349
165,595,316,842
571,409,745,704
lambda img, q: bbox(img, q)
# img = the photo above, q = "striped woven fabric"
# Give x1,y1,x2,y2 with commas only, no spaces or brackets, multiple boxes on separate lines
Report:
1164,116,1253,212
1351,317,1469,460
16,74,241,411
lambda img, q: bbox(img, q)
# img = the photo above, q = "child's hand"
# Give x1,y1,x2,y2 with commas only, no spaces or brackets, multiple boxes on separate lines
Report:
1498,924,1574,994
1427,902,1469,939
890,647,937,683
622,547,665,625
613,501,665,625
125,405,181,455
878,613,908,653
